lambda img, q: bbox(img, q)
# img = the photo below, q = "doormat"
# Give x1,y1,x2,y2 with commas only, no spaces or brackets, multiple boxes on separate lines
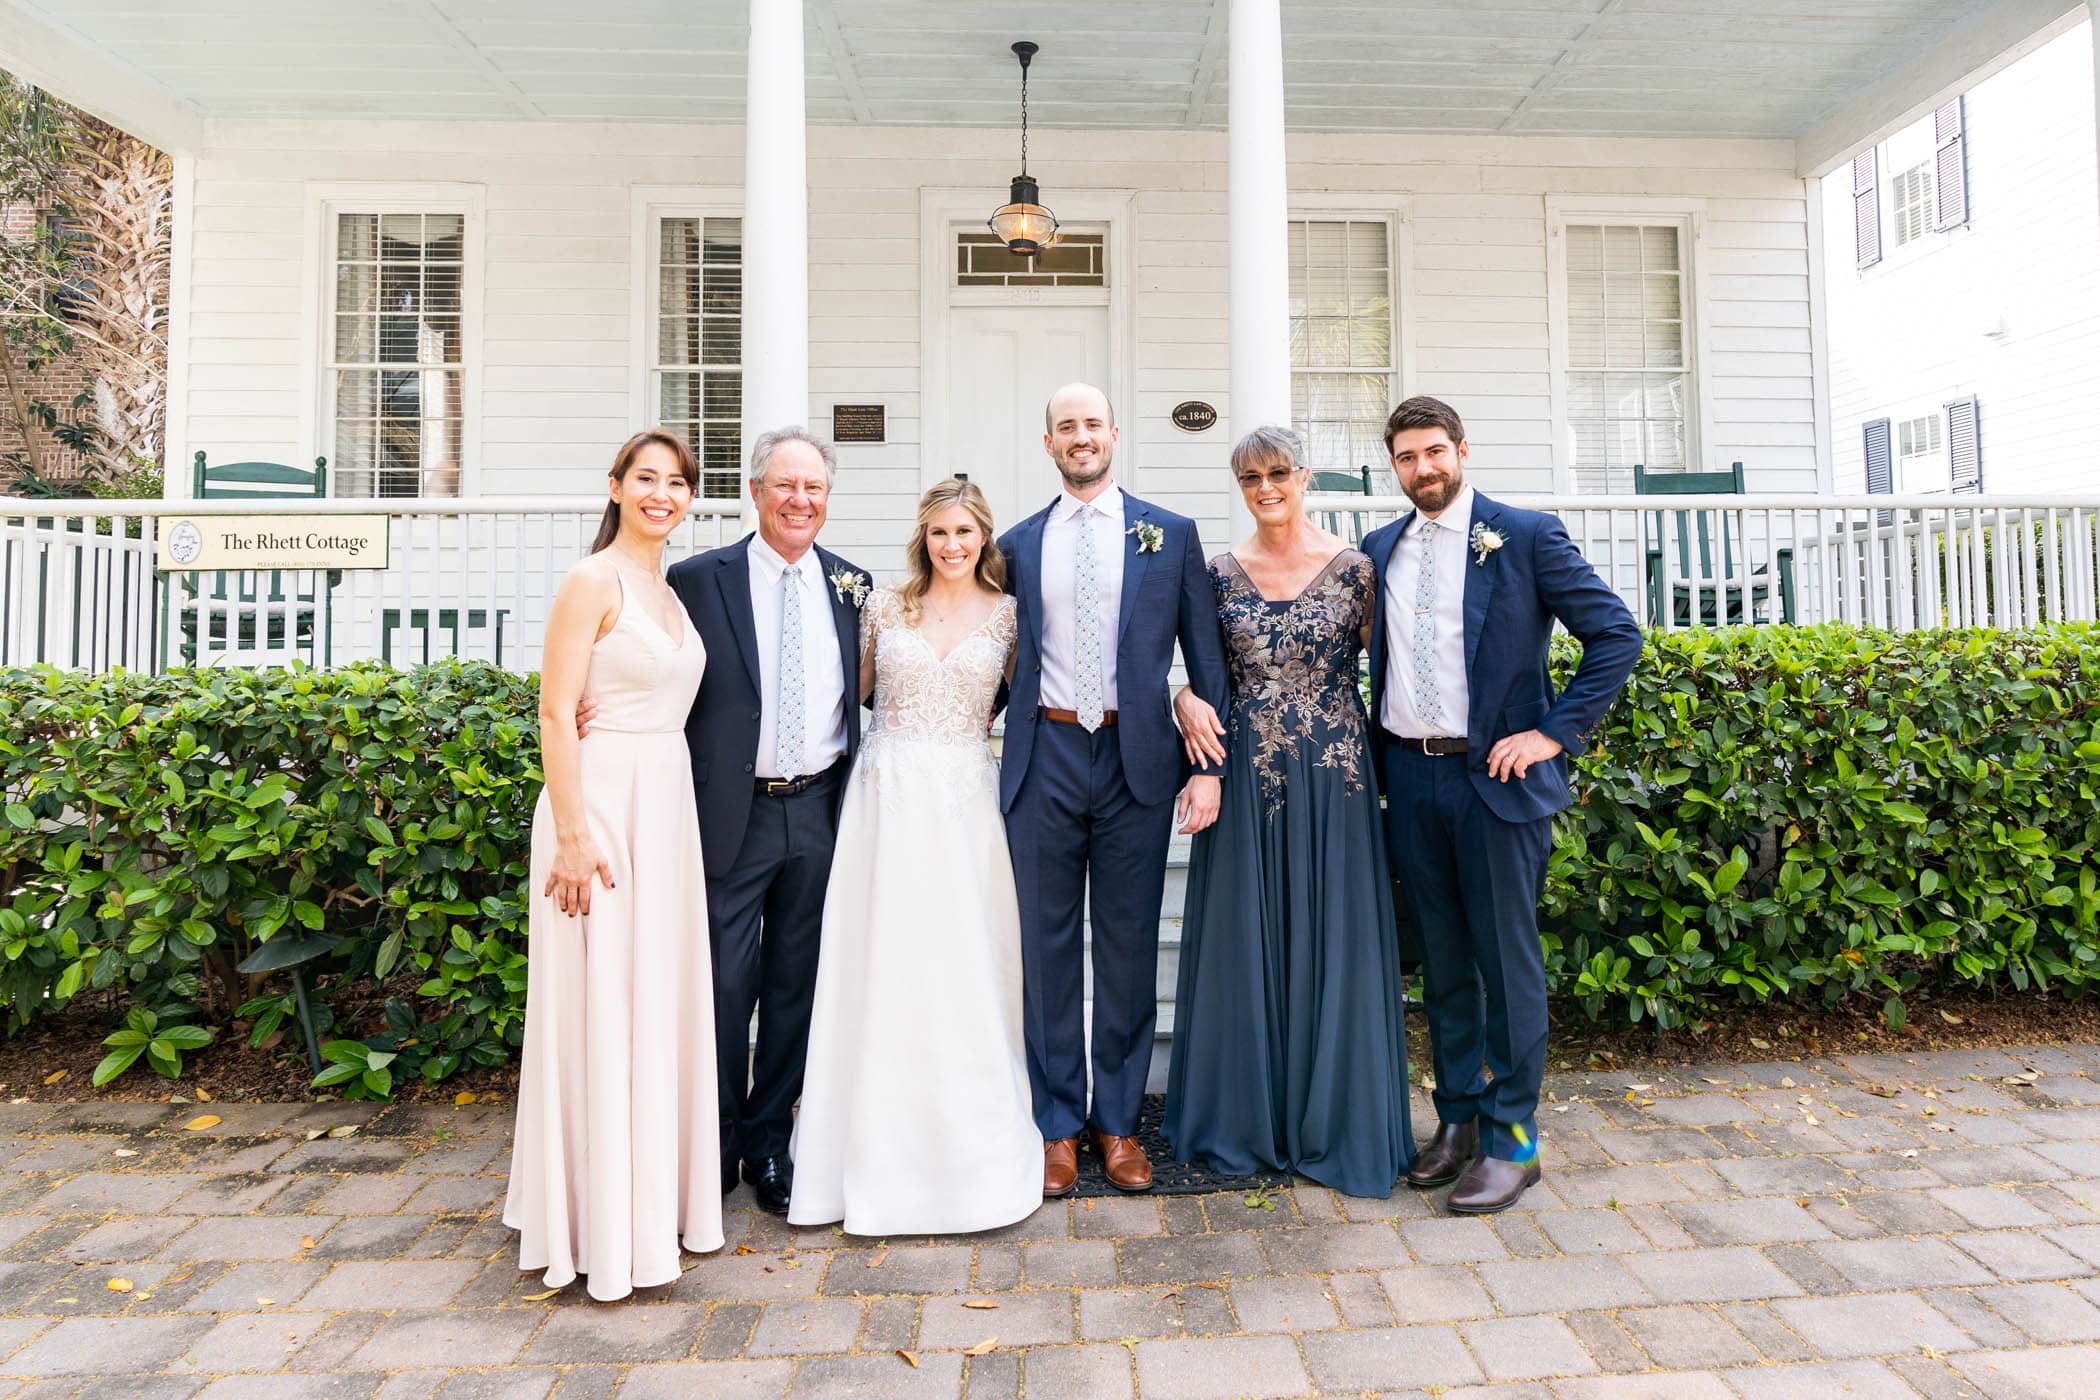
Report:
1069,1092,1294,1198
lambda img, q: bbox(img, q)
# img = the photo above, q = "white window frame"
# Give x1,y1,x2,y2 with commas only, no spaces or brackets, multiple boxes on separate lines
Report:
1284,194,1414,488
629,185,744,499
1894,407,1948,493
1890,159,1935,248
1545,196,1713,495
300,182,484,498
1865,114,1954,273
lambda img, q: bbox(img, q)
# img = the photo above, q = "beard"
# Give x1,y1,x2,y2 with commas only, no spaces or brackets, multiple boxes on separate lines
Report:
1054,444,1113,491
1403,469,1462,514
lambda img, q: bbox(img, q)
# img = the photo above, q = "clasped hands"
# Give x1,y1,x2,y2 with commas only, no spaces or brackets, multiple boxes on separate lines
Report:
1172,687,1225,836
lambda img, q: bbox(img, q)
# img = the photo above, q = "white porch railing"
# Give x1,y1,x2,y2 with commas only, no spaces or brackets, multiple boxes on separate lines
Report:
2,493,2096,675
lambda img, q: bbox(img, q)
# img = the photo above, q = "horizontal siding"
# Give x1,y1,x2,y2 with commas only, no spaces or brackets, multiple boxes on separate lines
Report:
178,118,1812,572
1825,23,2100,497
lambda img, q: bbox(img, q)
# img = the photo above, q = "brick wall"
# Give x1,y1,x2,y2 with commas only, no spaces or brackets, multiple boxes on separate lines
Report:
0,199,98,483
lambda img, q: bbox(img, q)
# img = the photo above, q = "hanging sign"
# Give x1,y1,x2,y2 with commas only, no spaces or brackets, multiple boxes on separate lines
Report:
156,514,392,572
1171,400,1219,433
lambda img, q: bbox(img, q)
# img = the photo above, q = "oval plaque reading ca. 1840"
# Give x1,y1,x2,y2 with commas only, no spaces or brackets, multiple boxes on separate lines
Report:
1171,400,1219,433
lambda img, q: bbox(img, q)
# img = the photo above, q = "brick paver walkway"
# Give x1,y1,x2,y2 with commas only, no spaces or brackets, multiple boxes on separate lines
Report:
4,1045,2100,1398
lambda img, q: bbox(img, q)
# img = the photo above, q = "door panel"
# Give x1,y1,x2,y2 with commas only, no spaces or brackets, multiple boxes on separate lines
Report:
945,304,1110,538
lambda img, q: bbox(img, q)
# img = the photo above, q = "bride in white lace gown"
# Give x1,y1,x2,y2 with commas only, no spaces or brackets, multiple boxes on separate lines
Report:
788,481,1043,1235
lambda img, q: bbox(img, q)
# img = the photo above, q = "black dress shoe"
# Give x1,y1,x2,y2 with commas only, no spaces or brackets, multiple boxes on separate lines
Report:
1446,1154,1541,1214
746,1155,793,1216
722,1160,740,1196
1406,1121,1479,1189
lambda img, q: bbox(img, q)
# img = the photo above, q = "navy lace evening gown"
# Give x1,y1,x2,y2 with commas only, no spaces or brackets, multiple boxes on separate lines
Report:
1164,549,1413,1198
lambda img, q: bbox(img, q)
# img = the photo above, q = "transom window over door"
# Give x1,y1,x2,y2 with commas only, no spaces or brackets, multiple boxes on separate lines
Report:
331,212,465,497
1288,219,1393,482
655,216,743,499
1564,222,1689,495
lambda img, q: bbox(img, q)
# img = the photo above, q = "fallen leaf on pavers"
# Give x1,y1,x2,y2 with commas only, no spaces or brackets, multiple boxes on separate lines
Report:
53,1297,76,1305
896,1350,920,1369
962,1299,999,1310
1780,1077,1797,1089
522,1289,561,1301
866,1251,888,1268
303,1129,328,1141
112,1149,137,1158
326,1124,360,1139
454,1091,478,1106
133,1292,152,1302
196,1087,213,1103
1939,1010,1964,1025
1639,1099,1655,1108
1551,1105,1569,1113
963,1338,998,1356
42,1070,67,1086
1803,1111,1821,1126
1702,1077,1733,1087
1861,1084,1900,1098
299,1237,315,1249
734,1246,755,1256
256,1298,276,1307
1748,1038,1773,1050
1082,1200,1094,1212
2005,1071,2041,1085
1625,1083,1652,1093
169,1095,189,1105
106,1279,134,1293
1902,1149,1919,1158
183,1116,221,1132
166,1269,194,1285
1836,1108,1860,1118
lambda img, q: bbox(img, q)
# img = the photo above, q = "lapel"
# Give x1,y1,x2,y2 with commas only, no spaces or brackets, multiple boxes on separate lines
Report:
813,543,863,706
713,534,761,684
1117,491,1151,646
1461,492,1498,681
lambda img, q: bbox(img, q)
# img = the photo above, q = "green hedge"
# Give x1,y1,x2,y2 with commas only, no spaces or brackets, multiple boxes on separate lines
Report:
1,624,2095,1094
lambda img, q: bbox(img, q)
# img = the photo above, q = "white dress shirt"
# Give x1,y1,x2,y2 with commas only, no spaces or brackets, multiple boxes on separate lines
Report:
748,534,848,779
1037,482,1126,713
1381,483,1474,740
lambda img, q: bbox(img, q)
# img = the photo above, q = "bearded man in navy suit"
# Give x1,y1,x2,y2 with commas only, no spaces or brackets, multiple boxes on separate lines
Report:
1362,396,1641,1213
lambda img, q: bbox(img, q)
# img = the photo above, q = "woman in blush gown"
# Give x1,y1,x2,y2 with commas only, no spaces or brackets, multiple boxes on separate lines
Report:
788,479,1043,1236
503,429,724,1300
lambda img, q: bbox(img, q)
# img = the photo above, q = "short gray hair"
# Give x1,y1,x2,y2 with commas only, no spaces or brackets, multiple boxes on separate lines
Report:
1229,425,1305,477
748,426,838,487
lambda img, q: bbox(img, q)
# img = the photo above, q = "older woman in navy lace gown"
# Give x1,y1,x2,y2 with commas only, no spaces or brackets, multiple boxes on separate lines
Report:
1163,426,1413,1198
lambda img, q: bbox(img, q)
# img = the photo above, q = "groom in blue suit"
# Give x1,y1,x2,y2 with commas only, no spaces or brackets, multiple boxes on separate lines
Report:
999,383,1230,1197
1363,396,1640,1213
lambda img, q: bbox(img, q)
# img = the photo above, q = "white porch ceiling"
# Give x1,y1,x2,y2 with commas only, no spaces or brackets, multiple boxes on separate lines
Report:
0,0,2066,140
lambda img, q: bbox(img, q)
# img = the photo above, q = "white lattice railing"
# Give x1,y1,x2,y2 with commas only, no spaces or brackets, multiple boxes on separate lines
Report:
2,494,2096,675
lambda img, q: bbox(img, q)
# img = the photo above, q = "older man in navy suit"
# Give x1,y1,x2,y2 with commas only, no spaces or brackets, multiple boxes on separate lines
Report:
1363,396,1641,1213
999,383,1230,1197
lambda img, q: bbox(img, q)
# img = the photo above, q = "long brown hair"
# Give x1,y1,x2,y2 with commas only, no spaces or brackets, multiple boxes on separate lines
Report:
898,479,1006,623
591,429,700,554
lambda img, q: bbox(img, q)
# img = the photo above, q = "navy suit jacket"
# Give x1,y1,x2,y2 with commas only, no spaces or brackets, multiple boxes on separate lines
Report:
997,491,1229,811
1362,491,1641,825
667,534,866,879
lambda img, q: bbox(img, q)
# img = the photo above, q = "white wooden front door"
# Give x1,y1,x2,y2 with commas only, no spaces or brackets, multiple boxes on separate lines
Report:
943,303,1110,537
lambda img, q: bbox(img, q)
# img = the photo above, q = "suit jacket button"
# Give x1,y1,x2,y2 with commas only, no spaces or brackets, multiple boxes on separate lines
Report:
751,710,761,721
743,763,754,774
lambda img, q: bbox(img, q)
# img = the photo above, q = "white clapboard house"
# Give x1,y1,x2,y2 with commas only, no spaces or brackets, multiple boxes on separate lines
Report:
1824,18,2100,498
4,0,2099,677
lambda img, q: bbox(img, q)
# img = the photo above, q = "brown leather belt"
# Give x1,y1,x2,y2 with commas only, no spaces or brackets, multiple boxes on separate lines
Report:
753,759,846,796
1391,735,1468,757
1039,706,1118,727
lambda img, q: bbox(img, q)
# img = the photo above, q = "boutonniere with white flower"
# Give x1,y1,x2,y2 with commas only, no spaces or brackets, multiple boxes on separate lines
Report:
1470,522,1505,566
828,565,870,608
1127,521,1164,554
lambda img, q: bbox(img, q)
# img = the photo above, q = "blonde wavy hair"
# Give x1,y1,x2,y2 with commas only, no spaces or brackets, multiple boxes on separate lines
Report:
898,479,1006,624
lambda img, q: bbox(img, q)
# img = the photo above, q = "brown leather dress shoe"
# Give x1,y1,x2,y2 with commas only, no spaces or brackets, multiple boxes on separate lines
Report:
1087,1128,1154,1192
1446,1154,1541,1214
1043,1138,1079,1198
1406,1122,1479,1189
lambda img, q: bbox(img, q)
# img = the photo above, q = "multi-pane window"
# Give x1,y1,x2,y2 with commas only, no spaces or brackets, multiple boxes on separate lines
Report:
1891,161,1935,247
955,231,1105,287
331,212,464,497
1564,222,1688,494
1896,412,1943,492
1288,219,1393,483
655,216,742,499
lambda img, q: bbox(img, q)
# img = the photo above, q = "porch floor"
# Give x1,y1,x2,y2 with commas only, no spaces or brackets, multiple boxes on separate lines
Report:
3,1046,2100,1397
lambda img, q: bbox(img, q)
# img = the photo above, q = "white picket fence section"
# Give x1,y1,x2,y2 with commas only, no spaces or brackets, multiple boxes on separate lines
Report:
2,493,2097,674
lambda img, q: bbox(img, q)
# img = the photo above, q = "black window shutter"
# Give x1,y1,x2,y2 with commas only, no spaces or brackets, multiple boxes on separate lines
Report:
1947,396,1981,493
1934,97,1969,230
1853,149,1882,268
1863,418,1893,494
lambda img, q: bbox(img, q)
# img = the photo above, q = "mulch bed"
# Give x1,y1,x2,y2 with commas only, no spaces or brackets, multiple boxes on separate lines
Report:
6,983,2098,1109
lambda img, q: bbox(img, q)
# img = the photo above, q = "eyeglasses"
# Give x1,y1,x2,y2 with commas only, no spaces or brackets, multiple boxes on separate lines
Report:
1234,466,1300,489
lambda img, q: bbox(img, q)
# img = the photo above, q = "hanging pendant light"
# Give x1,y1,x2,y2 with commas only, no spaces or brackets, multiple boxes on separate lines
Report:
989,41,1058,256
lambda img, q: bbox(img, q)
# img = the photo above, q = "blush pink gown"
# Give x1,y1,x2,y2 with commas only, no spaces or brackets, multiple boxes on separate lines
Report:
503,584,723,1300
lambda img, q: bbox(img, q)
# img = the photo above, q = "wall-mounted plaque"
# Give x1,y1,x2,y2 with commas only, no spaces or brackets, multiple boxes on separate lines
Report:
156,514,391,572
832,403,886,443
1171,400,1219,433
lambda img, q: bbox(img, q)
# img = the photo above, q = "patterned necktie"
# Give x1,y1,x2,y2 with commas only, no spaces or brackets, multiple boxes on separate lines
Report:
777,562,806,778
1073,503,1105,733
1412,519,1445,729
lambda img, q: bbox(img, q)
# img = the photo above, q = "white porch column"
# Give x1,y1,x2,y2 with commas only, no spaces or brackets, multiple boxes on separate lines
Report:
742,0,810,524
2090,5,2100,228
1226,0,1292,537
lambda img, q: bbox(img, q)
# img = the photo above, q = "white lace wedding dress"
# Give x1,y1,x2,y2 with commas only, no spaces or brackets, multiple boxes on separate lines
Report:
788,587,1043,1234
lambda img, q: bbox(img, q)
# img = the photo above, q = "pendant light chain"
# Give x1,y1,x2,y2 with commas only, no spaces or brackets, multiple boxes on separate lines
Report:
1020,56,1030,175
